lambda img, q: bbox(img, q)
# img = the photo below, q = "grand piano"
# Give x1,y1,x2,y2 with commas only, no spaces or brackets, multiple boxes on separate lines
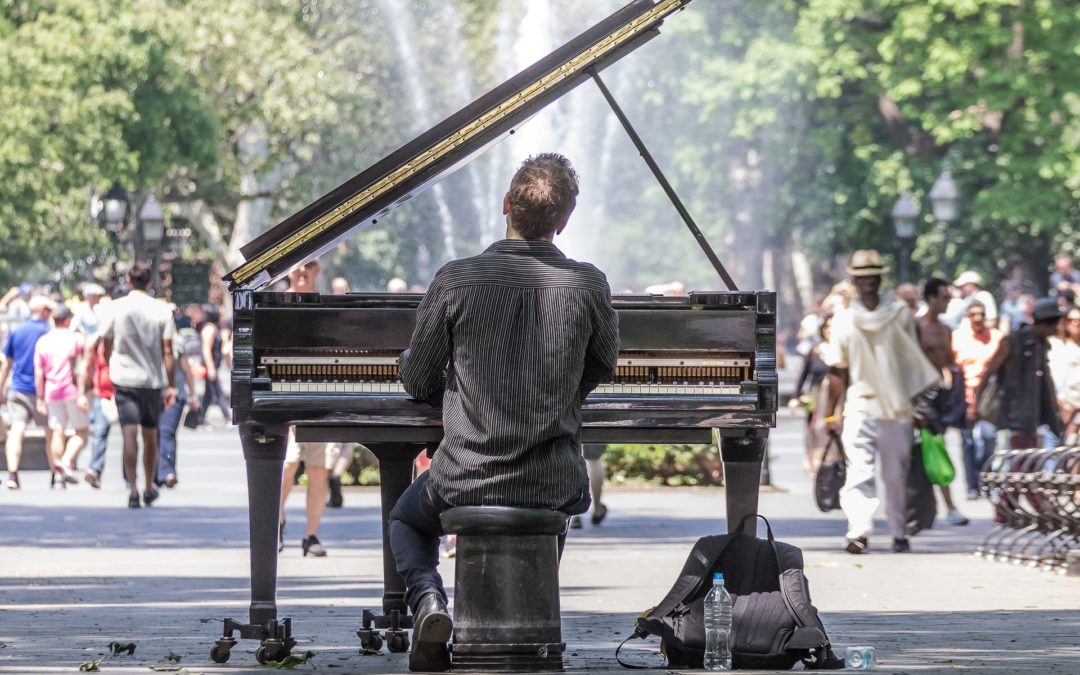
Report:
213,0,776,665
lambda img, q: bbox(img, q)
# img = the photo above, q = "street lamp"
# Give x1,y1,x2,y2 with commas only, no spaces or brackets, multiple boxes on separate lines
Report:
929,170,960,278
101,184,129,235
890,191,918,283
139,195,165,248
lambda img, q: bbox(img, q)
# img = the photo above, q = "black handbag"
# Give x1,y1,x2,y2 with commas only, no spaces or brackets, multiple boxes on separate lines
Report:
814,432,846,512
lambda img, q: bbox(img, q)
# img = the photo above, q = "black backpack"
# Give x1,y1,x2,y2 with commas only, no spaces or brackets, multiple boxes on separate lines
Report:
617,515,843,670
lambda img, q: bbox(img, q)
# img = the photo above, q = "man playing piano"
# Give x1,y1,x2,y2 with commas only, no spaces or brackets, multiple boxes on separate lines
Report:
388,153,620,671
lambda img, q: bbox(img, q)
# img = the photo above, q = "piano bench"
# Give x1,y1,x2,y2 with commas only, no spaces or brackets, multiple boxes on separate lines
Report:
439,506,568,672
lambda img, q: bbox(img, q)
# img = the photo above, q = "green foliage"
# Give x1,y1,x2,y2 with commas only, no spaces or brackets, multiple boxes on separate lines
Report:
604,443,722,487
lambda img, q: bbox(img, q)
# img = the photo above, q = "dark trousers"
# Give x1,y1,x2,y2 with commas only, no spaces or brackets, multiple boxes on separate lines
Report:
88,395,111,475
960,420,996,494
388,472,590,613
200,376,229,424
156,395,186,483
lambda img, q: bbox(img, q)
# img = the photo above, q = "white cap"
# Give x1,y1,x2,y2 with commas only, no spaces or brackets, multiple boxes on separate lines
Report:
81,282,107,297
953,271,983,287
28,295,54,312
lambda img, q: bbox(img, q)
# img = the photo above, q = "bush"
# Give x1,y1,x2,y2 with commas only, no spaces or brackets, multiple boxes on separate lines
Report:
603,443,723,486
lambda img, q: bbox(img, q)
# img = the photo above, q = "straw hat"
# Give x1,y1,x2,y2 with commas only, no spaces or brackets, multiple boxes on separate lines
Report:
846,249,889,277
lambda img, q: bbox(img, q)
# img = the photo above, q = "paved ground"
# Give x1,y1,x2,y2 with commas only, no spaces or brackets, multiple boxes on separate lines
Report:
1,412,1077,674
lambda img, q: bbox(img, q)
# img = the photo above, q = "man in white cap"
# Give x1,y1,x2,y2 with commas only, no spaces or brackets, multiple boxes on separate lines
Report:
73,282,107,337
821,250,940,554
943,271,997,329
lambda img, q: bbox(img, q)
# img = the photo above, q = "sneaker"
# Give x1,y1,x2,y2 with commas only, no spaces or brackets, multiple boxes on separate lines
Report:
569,515,583,530
5,472,20,490
128,492,141,509
844,536,868,554
84,470,101,489
50,468,67,490
143,488,160,507
591,502,608,526
945,508,970,526
892,537,911,553
327,474,343,508
302,535,327,557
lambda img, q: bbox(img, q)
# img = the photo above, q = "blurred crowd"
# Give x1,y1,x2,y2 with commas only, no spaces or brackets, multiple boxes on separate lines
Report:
0,264,233,506
790,250,1079,552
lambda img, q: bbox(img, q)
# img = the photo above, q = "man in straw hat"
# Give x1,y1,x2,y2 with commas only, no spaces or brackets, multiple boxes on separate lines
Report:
820,250,941,554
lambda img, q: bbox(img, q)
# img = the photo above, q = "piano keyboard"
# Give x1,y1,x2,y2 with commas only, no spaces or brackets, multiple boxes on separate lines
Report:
269,381,741,396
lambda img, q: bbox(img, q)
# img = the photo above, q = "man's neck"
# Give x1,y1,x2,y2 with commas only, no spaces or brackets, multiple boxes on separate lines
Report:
859,294,880,311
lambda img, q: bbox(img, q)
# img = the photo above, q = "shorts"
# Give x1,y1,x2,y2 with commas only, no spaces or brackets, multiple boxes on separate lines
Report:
285,440,342,469
7,391,46,426
47,398,90,431
114,386,163,428
582,443,607,460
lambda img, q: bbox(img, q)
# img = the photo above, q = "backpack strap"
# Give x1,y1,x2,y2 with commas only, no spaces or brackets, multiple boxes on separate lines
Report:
735,513,775,541
778,569,844,670
615,629,658,670
644,534,735,621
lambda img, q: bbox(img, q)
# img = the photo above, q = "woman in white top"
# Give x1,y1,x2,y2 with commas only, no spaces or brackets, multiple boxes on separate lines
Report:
1046,306,1080,445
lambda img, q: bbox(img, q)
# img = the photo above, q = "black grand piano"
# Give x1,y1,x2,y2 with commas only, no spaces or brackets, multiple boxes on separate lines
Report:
213,0,776,665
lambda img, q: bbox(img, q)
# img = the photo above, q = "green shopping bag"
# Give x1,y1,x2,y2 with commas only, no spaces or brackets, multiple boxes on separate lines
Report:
919,429,955,487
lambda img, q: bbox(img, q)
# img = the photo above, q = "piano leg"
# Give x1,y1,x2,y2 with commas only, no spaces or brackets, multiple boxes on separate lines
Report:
357,442,425,653
211,424,295,666
719,432,768,537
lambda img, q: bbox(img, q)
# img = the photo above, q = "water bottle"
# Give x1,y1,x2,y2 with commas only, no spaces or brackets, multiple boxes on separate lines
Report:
703,572,733,671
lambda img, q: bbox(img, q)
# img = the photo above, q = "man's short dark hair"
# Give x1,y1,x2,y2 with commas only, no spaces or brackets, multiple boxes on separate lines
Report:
506,153,579,239
923,276,950,301
128,261,152,290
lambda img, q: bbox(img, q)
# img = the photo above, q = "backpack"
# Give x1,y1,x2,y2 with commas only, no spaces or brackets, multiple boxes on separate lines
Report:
617,515,843,670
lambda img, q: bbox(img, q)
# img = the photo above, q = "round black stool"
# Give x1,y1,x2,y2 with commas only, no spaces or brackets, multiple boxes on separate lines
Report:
440,506,568,672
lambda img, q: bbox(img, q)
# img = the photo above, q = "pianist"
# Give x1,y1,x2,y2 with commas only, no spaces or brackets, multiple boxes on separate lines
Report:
388,153,620,671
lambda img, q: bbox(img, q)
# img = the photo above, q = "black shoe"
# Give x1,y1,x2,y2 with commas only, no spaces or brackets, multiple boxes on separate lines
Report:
409,593,452,672
302,535,327,557
328,475,343,508
128,492,141,509
892,537,911,553
143,488,160,507
278,520,286,554
591,502,608,526
844,536,868,554
569,515,582,529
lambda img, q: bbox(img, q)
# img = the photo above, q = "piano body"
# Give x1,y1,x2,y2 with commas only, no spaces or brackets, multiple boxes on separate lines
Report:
214,0,776,664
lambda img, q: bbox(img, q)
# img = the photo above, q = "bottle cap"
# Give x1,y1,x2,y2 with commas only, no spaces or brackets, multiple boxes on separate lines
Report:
713,572,724,582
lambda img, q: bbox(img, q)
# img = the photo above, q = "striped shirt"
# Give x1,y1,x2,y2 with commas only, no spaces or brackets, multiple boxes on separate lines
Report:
399,239,620,509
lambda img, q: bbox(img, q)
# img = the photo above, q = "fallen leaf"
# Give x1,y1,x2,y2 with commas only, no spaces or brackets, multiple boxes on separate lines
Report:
266,650,317,669
165,651,182,663
79,656,106,672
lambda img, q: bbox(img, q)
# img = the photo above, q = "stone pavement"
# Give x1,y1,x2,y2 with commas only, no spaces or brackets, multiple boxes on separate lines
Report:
1,414,1078,674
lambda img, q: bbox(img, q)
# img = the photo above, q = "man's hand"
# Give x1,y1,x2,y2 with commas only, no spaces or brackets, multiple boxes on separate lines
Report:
824,415,842,435
207,366,217,382
188,396,200,411
162,386,177,409
36,398,48,416
77,393,90,412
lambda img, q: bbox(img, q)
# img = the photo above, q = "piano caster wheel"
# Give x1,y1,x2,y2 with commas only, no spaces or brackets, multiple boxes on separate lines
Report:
210,639,234,664
256,640,293,665
358,629,384,654
387,630,410,653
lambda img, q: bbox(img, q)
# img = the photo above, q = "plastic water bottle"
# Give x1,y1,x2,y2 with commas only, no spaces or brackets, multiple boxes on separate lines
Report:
703,572,733,671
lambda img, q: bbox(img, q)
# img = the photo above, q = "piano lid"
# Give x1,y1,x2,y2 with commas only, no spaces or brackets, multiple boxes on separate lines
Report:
225,0,693,291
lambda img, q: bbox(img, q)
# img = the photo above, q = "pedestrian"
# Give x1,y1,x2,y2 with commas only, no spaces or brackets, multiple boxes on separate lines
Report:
1046,306,1080,447
952,300,1004,499
98,262,177,508
1049,253,1080,290
72,283,107,337
197,303,229,425
33,305,89,487
0,283,34,326
788,315,836,477
570,444,609,529
821,250,940,554
278,258,336,556
914,278,968,526
389,153,619,671
0,296,53,489
943,271,998,330
156,311,200,488
975,297,1064,449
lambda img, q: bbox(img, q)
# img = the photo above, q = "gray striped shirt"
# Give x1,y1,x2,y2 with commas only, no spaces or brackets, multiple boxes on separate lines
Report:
399,239,620,509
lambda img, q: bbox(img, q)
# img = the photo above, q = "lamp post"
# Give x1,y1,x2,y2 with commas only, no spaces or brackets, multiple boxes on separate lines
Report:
139,195,165,292
890,191,918,283
929,170,960,279
100,184,129,237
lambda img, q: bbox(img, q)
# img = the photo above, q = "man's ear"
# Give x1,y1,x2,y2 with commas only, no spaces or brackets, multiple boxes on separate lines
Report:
502,194,510,216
